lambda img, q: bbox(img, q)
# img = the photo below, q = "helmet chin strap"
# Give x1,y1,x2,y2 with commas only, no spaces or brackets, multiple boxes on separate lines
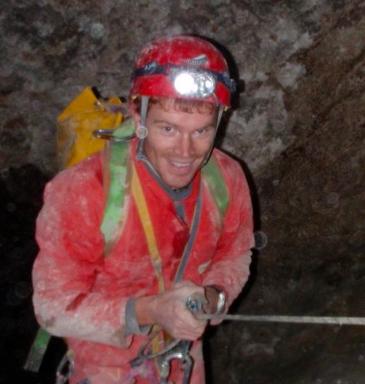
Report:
202,104,225,166
134,95,149,139
216,104,224,130
140,96,149,126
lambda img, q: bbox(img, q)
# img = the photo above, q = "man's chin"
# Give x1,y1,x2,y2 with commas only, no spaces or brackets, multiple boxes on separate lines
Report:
163,174,194,190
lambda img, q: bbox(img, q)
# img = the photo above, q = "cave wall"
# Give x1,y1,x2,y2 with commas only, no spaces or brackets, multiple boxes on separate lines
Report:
2,0,356,175
1,1,364,383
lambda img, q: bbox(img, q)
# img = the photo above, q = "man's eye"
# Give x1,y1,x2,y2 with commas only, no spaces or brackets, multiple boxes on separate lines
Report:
195,127,213,136
161,126,174,133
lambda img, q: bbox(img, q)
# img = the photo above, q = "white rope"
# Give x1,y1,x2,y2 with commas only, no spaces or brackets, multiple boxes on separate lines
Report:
198,314,365,326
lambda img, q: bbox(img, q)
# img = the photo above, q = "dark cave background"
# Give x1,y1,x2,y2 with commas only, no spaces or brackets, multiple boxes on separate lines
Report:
1,1,364,383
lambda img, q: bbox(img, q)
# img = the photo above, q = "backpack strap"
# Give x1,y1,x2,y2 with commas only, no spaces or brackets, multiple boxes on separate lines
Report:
202,154,229,220
99,119,135,255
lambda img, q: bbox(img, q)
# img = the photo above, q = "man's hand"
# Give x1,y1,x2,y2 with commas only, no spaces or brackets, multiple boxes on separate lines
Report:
203,285,227,325
135,281,207,340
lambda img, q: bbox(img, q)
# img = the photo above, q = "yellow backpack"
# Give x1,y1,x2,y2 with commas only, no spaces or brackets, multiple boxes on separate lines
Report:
25,87,126,373
57,86,125,168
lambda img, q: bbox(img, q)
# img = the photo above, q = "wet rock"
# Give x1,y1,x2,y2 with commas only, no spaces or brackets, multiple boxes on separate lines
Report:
1,1,364,383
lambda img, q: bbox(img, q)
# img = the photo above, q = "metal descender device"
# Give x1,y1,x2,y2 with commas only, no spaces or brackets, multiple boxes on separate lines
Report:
130,294,217,384
158,339,193,384
130,328,194,384
130,332,193,384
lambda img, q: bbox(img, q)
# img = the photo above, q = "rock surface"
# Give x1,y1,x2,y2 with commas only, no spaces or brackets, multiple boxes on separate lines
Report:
0,1,364,383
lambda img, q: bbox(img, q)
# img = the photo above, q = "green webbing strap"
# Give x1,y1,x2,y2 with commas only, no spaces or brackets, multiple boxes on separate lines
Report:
202,155,229,219
24,120,135,373
24,327,51,372
100,119,135,255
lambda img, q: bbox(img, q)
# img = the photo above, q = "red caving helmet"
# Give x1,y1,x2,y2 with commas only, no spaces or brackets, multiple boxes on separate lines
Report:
129,35,236,108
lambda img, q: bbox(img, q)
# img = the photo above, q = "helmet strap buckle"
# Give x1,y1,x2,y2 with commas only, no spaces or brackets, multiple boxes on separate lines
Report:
136,124,148,139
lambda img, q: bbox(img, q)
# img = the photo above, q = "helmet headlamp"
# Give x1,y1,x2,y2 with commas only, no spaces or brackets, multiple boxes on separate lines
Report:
171,69,216,98
132,61,236,102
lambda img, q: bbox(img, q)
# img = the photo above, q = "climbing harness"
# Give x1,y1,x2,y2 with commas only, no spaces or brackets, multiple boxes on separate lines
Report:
95,120,228,383
128,181,203,383
124,139,229,383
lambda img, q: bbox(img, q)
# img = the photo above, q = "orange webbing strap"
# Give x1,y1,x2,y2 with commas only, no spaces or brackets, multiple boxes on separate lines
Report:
131,164,165,293
130,164,166,357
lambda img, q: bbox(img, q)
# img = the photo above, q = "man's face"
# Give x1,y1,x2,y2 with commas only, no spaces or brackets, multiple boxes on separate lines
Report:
138,102,217,189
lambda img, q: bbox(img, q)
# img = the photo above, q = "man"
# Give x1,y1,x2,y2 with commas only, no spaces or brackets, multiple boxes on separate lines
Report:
32,35,254,384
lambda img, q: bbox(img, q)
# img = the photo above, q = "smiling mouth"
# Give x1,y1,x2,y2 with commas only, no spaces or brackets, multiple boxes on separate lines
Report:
168,160,196,175
170,161,193,168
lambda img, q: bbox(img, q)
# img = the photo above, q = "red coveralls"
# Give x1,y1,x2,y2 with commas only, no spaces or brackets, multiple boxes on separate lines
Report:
32,139,254,384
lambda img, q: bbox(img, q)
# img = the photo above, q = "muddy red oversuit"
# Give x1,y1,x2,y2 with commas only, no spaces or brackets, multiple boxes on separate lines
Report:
32,139,254,384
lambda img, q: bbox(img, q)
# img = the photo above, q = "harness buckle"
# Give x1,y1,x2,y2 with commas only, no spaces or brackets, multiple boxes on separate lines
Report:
55,351,74,384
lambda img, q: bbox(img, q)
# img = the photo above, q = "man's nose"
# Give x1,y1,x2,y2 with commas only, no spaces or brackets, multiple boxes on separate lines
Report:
177,134,194,157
